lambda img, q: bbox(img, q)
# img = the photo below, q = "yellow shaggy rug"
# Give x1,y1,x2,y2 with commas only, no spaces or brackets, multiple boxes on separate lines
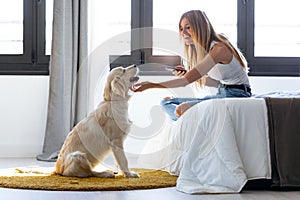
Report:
0,168,177,191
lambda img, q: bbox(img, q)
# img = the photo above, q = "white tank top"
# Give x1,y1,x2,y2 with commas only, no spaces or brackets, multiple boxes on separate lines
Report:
207,41,250,86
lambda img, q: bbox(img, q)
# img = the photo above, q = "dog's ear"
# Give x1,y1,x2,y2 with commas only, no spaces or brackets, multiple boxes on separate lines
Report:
111,76,126,98
103,82,111,101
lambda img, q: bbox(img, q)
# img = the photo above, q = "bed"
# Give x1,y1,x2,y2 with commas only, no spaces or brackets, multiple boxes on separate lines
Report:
137,93,300,194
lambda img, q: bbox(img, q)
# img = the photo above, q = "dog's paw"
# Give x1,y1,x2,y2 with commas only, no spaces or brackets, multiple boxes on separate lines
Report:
93,171,115,178
124,171,139,178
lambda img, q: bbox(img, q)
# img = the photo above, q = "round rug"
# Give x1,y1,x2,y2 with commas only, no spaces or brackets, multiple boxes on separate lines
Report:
0,168,177,191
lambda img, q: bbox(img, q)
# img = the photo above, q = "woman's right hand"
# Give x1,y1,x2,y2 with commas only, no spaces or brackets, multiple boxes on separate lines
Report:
172,65,187,77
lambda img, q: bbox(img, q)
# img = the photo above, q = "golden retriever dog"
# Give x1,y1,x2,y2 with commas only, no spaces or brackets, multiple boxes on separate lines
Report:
55,65,139,178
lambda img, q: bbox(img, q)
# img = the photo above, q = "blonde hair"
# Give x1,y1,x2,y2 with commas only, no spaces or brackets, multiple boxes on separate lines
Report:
179,10,248,87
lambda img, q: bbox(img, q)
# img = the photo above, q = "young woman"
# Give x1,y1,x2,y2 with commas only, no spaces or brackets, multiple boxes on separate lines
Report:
131,10,251,121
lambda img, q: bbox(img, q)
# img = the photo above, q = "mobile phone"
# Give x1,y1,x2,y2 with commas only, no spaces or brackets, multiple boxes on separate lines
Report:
165,66,187,73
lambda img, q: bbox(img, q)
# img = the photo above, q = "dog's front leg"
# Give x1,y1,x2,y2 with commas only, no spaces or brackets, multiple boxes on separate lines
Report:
111,144,139,178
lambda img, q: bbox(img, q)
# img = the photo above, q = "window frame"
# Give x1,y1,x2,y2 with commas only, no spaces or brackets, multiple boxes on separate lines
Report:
110,0,180,75
110,0,300,77
109,0,142,70
4,1,296,76
0,0,49,75
238,0,300,76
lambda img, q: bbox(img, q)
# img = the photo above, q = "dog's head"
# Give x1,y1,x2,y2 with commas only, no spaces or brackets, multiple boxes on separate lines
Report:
103,65,139,101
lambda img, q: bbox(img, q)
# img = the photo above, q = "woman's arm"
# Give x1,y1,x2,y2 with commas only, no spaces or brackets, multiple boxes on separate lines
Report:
131,55,213,92
130,77,190,92
131,43,232,92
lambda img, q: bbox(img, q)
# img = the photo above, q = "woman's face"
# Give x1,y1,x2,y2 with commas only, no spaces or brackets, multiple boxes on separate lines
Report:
179,17,193,45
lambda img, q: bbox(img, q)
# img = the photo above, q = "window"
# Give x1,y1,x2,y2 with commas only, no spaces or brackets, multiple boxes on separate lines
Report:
45,0,53,56
153,0,237,55
89,0,131,54
108,0,147,71
238,0,300,76
4,1,297,76
254,0,300,57
109,0,299,76
0,0,52,75
0,1,23,54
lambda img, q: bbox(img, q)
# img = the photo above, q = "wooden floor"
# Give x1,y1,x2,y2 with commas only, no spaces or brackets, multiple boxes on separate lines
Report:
1,158,300,200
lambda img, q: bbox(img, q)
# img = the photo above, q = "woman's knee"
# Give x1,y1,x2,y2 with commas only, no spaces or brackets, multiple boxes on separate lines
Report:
160,97,176,106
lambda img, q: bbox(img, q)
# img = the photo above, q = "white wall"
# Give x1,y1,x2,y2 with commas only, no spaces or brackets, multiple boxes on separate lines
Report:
0,75,299,158
0,76,49,157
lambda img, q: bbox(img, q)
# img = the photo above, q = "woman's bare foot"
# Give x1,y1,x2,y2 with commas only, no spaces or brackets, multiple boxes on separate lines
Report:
175,102,190,117
163,96,174,100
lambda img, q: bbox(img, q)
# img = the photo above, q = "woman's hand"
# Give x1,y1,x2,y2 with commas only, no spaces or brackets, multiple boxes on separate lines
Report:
172,65,187,77
131,72,191,92
130,81,155,92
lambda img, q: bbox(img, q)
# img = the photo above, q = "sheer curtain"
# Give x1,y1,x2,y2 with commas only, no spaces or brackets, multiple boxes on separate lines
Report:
37,0,88,161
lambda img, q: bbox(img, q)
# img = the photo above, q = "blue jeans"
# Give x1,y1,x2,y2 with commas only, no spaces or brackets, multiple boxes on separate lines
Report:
160,87,251,121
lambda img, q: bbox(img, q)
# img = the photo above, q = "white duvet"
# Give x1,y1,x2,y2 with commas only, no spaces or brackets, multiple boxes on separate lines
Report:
137,98,271,194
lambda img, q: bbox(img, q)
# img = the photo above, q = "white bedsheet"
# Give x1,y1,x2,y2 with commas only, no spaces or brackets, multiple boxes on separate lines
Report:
137,98,271,194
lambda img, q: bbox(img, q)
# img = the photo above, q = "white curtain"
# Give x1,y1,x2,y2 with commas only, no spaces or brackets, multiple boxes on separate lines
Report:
37,0,88,161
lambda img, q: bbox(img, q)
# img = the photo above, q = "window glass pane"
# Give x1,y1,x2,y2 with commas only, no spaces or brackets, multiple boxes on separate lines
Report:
46,0,53,55
0,0,23,54
89,0,131,55
153,0,237,55
255,0,300,57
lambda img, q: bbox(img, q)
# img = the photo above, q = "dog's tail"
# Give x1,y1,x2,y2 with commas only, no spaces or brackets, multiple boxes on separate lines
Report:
14,167,54,175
